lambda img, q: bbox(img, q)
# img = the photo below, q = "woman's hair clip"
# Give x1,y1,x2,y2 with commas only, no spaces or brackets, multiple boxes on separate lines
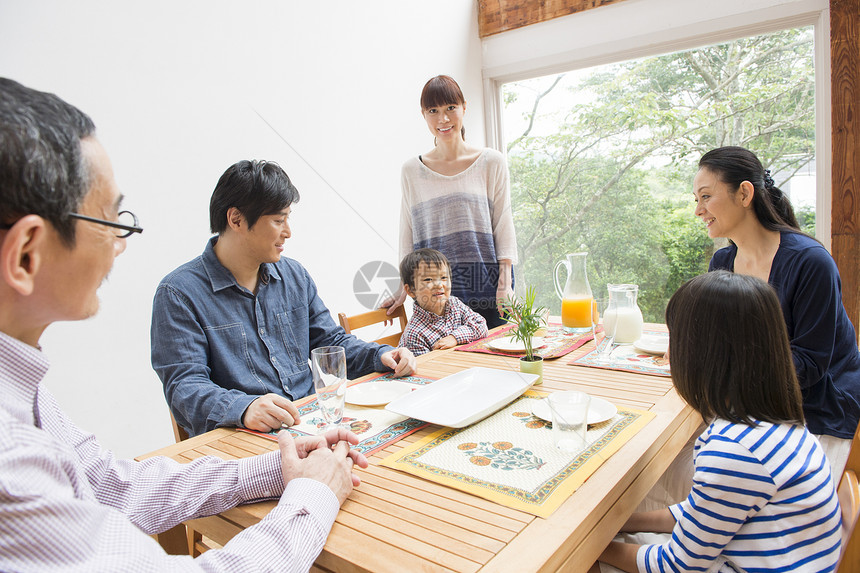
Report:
763,169,775,190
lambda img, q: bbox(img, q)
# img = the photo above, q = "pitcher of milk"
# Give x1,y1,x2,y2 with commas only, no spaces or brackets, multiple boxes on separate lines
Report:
602,284,643,343
554,252,593,334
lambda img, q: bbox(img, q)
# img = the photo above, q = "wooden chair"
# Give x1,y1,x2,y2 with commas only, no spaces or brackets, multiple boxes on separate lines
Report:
170,412,189,443
838,470,859,567
837,420,860,573
338,305,408,347
167,411,212,557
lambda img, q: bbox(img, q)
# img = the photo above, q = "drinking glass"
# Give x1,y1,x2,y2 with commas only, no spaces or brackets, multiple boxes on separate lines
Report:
594,297,617,363
548,391,591,453
311,346,347,431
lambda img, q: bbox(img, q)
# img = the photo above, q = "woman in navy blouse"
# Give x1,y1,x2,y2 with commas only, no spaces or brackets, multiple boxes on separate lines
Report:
693,145,860,473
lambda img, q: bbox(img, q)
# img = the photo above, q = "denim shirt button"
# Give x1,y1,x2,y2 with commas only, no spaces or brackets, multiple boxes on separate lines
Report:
259,328,265,336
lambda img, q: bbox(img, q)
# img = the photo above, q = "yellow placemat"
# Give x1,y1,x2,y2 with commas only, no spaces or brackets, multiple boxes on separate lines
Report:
379,390,655,517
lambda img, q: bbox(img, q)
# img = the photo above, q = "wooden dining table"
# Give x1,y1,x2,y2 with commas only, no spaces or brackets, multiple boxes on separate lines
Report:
138,327,701,573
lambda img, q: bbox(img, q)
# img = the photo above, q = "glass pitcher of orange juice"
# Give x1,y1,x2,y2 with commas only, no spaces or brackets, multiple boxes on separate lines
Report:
554,252,593,333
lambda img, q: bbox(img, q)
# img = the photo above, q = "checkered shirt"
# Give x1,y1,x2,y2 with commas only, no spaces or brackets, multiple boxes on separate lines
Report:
401,295,488,355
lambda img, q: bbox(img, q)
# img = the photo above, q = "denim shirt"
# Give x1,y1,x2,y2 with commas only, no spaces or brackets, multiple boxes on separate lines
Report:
151,237,392,437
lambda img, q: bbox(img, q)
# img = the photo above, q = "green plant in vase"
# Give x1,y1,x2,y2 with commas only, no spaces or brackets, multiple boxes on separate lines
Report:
502,286,548,383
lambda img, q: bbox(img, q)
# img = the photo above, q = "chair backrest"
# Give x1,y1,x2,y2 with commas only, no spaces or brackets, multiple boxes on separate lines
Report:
170,411,189,443
837,418,860,573
338,305,408,347
166,410,210,556
837,470,860,573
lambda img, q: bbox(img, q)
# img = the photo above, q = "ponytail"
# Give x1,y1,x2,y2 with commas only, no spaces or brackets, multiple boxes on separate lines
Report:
762,169,799,230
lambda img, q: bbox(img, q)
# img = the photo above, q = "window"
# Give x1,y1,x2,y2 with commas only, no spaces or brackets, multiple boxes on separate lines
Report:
498,26,817,322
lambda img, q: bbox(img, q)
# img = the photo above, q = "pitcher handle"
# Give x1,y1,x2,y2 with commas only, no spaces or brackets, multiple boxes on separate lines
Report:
553,260,567,300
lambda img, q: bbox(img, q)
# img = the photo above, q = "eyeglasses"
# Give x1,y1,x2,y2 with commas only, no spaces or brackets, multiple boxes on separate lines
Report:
69,210,143,238
0,210,143,238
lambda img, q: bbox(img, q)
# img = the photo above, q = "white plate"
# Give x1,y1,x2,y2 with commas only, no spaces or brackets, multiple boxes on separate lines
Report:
486,336,545,353
633,333,669,355
531,395,618,425
345,381,414,406
385,367,538,428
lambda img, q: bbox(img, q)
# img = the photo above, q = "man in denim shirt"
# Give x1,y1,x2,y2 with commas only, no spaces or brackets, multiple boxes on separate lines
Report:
151,160,416,437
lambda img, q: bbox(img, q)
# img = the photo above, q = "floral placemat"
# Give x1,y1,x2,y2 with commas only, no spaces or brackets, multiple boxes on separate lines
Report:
239,373,434,456
379,390,654,517
567,330,670,377
456,324,595,360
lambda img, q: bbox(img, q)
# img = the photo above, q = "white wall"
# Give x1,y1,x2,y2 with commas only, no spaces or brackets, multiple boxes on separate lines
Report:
0,0,485,458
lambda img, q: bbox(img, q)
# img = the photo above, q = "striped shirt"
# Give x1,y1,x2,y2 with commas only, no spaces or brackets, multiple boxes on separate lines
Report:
0,330,338,572
639,418,842,573
400,295,488,355
400,149,518,306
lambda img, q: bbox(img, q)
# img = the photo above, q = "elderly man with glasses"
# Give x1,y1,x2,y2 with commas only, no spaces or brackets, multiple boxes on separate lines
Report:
0,77,368,571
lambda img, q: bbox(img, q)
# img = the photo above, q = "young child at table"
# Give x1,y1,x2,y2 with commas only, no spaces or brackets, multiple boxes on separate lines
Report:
595,271,842,573
398,248,488,355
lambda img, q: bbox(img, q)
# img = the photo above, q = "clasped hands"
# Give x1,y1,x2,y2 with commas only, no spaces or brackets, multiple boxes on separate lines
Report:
279,428,369,504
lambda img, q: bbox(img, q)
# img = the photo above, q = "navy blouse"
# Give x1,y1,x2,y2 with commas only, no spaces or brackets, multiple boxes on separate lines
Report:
710,231,860,438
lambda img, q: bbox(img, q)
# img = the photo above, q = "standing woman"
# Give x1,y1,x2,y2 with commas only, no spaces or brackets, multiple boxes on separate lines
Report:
384,75,517,329
694,145,860,473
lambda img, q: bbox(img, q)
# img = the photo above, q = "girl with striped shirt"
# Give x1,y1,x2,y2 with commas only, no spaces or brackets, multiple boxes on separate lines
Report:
596,271,842,572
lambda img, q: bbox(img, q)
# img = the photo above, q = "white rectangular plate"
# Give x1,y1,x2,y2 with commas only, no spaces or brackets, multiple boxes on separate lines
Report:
385,367,538,428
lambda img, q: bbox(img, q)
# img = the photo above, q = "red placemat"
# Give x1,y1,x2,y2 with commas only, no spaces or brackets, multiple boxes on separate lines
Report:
239,373,435,456
456,324,594,359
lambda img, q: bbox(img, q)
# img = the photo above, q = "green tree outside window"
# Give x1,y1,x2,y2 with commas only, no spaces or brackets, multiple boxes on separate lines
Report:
503,27,815,322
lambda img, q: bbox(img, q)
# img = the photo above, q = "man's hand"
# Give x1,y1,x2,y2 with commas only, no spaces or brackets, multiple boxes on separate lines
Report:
292,428,369,486
432,335,458,350
243,393,301,432
379,287,407,316
278,431,366,504
381,347,416,377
